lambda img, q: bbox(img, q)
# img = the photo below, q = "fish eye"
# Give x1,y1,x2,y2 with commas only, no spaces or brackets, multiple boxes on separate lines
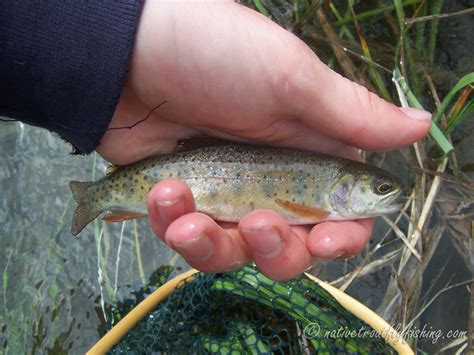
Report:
374,177,393,195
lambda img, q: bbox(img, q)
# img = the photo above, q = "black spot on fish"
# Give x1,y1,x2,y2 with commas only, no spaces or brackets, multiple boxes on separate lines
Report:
303,184,308,190
286,189,289,194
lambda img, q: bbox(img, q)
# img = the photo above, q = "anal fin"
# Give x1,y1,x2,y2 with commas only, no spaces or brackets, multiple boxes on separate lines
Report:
102,210,147,223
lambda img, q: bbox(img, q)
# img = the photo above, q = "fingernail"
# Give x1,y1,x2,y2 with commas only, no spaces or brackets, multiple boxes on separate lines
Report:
156,197,185,223
172,233,214,261
400,107,432,121
242,227,283,259
313,236,344,259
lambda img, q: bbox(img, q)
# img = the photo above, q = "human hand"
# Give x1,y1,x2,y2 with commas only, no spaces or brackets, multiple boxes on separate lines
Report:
96,0,431,280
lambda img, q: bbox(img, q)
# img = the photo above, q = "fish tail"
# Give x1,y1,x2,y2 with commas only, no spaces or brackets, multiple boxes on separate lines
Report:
69,181,100,236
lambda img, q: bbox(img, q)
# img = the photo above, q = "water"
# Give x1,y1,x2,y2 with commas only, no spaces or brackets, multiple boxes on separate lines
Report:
0,123,188,352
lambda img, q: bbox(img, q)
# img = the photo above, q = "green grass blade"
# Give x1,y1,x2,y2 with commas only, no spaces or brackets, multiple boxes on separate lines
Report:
349,3,391,101
414,2,428,58
329,3,356,41
429,123,453,155
393,0,422,96
445,99,474,134
433,72,474,123
331,0,421,27
393,68,454,154
393,0,405,26
253,0,269,17
427,0,444,63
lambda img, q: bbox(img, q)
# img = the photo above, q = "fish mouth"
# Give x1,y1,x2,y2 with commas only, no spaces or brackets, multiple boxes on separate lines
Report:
385,201,403,213
383,192,405,213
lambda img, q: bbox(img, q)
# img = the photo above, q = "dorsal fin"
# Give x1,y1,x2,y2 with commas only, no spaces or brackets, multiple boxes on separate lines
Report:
174,136,242,152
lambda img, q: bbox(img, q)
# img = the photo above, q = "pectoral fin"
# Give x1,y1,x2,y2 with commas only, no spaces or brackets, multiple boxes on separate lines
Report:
275,199,329,221
102,210,147,223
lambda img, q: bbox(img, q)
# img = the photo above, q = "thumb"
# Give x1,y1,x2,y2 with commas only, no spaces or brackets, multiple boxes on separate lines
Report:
290,61,431,151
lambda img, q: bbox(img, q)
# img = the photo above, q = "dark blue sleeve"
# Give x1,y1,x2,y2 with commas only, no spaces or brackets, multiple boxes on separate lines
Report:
0,0,145,154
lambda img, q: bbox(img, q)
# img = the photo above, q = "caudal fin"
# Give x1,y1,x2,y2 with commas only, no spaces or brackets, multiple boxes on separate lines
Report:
69,181,100,236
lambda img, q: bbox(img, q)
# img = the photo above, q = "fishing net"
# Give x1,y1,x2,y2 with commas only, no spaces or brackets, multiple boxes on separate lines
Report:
109,265,395,354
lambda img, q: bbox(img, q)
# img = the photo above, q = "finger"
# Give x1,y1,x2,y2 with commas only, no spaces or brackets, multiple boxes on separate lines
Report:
147,179,196,239
262,30,432,150
306,219,373,259
239,210,314,281
295,66,431,150
164,212,249,272
202,119,362,161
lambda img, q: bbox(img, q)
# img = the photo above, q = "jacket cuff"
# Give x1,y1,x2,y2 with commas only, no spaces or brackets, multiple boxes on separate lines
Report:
0,0,145,153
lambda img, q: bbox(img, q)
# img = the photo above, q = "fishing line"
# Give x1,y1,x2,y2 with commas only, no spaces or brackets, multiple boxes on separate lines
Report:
1,100,169,134
106,100,168,131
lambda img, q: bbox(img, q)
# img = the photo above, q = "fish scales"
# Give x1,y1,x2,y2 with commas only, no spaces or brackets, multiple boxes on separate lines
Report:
69,143,402,236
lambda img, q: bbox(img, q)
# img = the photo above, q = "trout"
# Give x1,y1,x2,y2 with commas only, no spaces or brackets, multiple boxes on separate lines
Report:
69,143,402,236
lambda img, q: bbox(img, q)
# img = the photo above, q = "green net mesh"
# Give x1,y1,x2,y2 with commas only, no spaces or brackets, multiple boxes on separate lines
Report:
110,265,395,354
